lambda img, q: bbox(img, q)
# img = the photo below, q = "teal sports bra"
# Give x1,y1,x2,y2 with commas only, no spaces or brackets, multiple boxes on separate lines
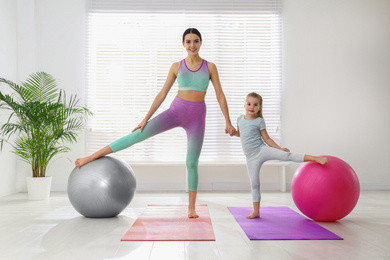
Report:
177,59,210,92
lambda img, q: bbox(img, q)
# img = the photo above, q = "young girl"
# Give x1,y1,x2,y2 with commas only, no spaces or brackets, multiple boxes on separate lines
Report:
75,28,236,218
234,92,328,219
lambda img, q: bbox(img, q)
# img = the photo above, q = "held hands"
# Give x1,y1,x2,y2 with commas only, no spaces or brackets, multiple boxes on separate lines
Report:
225,124,237,136
132,119,148,133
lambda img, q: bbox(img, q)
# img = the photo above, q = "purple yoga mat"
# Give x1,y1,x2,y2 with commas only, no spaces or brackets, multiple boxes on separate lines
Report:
228,206,343,240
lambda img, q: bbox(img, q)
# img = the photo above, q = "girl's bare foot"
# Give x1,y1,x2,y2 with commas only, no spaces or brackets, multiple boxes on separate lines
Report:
305,155,329,165
315,156,329,165
75,155,94,167
188,208,199,218
246,211,260,219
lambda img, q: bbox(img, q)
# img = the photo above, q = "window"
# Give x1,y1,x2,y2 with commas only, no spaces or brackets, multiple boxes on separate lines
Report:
86,0,282,162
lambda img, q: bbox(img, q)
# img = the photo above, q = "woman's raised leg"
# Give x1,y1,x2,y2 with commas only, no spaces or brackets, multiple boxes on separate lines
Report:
75,108,179,167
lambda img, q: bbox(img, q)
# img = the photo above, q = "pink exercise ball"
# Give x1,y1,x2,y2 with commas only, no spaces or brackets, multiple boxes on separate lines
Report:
291,155,360,222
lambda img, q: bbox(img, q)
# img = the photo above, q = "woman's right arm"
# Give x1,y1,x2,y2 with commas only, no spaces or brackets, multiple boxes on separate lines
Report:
132,62,180,132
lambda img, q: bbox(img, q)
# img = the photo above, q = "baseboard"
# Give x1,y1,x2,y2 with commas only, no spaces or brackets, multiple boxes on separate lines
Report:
284,182,390,191
359,182,390,190
51,183,68,191
49,182,390,192
0,191,16,197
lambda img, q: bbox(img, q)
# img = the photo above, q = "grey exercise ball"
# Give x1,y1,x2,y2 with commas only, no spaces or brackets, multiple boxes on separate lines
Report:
67,155,136,218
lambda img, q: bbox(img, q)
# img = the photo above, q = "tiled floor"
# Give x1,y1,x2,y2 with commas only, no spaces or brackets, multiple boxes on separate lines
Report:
0,191,389,260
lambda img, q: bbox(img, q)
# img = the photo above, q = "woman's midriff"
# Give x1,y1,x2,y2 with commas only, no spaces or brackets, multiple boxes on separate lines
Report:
177,90,206,102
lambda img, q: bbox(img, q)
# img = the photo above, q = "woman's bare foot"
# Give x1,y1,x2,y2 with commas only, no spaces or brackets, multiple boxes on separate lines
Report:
188,191,198,218
188,208,199,218
246,211,260,219
75,146,113,167
75,155,94,167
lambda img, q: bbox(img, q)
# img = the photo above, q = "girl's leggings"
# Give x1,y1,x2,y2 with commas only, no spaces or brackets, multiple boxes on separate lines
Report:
245,145,304,202
109,96,206,192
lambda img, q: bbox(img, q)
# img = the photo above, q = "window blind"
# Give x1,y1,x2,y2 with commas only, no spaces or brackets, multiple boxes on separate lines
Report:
86,0,282,163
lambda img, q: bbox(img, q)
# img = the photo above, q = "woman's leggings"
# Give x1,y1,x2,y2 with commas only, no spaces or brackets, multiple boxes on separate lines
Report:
109,96,206,192
245,145,304,202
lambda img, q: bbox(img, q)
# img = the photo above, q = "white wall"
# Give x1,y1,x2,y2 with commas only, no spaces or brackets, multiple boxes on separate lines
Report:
0,0,88,193
0,0,18,196
1,0,389,196
34,0,88,191
282,0,390,189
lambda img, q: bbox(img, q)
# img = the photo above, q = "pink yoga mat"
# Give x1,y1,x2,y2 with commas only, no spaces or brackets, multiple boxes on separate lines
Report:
121,205,215,241
228,206,343,240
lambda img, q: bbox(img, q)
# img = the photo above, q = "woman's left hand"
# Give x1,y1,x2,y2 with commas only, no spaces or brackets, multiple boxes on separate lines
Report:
225,124,237,136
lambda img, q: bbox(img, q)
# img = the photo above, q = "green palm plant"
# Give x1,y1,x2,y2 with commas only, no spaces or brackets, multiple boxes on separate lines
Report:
0,72,92,177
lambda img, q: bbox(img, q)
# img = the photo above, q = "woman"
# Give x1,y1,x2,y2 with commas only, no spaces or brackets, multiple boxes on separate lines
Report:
75,28,236,218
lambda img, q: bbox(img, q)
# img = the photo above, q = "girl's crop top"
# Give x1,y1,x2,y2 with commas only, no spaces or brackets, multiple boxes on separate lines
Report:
177,59,210,92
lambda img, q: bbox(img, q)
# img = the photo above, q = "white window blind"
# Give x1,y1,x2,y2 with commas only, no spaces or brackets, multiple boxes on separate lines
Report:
86,0,282,163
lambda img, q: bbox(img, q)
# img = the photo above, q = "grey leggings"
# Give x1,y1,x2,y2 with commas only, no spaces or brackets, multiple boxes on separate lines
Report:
245,145,304,202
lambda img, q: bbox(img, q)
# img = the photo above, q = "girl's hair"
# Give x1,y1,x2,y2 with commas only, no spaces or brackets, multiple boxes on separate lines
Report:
182,28,202,42
246,92,263,118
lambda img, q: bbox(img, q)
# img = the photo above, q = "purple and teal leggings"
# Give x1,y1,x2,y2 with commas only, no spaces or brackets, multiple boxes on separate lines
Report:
109,96,206,191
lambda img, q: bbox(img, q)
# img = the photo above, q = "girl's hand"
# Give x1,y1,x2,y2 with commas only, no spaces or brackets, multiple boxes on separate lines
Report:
282,147,290,152
225,124,237,136
132,119,147,133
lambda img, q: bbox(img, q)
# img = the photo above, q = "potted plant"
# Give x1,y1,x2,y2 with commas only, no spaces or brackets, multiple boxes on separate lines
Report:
0,72,92,200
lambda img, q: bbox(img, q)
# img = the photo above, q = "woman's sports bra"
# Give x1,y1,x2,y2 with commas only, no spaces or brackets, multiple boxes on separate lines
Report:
177,59,210,92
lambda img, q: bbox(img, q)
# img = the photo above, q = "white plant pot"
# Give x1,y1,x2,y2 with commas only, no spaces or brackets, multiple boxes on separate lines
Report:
26,176,52,200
